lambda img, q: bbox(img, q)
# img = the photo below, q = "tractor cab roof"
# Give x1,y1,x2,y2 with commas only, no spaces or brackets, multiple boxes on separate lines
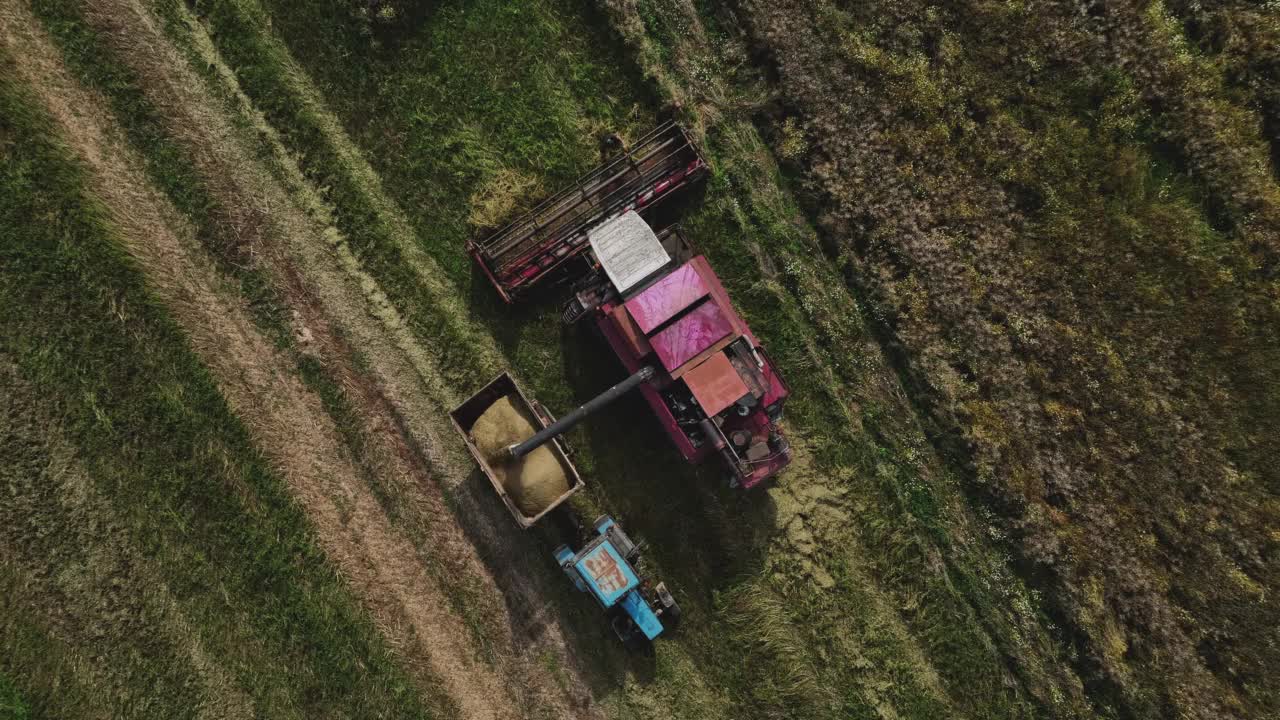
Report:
575,537,641,608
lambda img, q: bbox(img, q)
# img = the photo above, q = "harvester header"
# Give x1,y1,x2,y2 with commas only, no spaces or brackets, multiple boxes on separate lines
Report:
468,121,707,302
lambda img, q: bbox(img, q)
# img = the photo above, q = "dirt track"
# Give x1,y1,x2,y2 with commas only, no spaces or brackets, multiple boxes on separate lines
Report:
0,2,608,717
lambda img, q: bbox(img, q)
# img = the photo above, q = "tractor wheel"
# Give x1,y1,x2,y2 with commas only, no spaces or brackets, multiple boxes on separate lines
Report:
561,297,590,325
661,602,682,632
656,584,681,631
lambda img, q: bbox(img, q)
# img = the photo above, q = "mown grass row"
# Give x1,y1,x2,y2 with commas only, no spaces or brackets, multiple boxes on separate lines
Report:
0,65,452,719
35,0,564,688
25,0,422,526
0,575,93,719
29,0,434,551
144,0,620,676
2,362,222,718
183,0,650,401
28,0,293,346
162,0,509,391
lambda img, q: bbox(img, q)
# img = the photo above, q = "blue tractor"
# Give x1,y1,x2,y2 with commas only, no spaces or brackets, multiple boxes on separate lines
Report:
555,516,680,647
451,373,680,648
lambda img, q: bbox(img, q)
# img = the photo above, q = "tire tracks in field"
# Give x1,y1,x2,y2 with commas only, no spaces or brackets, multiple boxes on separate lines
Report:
0,6,522,718
99,0,613,715
189,0,509,388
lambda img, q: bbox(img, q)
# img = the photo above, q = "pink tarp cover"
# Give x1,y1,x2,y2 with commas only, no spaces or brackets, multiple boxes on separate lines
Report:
624,261,708,334
649,300,733,371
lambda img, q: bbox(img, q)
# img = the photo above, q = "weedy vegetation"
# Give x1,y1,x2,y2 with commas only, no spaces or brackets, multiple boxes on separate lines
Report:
613,0,1280,718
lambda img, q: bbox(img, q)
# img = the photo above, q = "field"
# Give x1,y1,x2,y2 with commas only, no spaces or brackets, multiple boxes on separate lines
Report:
1,1,1276,719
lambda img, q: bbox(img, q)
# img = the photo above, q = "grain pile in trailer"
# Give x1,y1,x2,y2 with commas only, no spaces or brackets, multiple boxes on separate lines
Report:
470,396,570,517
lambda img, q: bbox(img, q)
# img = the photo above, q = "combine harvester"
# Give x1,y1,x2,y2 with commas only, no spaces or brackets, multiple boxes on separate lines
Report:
468,121,792,490
451,122,790,646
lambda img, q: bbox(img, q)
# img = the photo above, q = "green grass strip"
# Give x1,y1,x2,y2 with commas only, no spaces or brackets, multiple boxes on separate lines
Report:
25,0,471,664
27,0,407,502
0,670,29,720
28,0,297,349
167,0,509,393
0,69,453,719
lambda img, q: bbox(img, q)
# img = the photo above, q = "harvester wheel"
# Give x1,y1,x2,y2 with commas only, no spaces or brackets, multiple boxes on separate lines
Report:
561,298,589,325
600,132,624,158
625,632,655,656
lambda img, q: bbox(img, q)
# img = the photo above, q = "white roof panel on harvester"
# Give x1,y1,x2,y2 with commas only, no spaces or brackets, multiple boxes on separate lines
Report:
588,211,671,293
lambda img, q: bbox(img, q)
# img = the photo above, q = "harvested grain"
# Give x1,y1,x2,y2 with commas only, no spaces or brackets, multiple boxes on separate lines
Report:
470,396,570,518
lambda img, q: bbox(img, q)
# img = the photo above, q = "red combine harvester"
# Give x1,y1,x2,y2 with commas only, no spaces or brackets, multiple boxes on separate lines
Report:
467,122,791,489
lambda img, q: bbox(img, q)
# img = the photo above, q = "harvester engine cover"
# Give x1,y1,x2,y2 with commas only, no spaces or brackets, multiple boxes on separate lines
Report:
589,213,791,489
